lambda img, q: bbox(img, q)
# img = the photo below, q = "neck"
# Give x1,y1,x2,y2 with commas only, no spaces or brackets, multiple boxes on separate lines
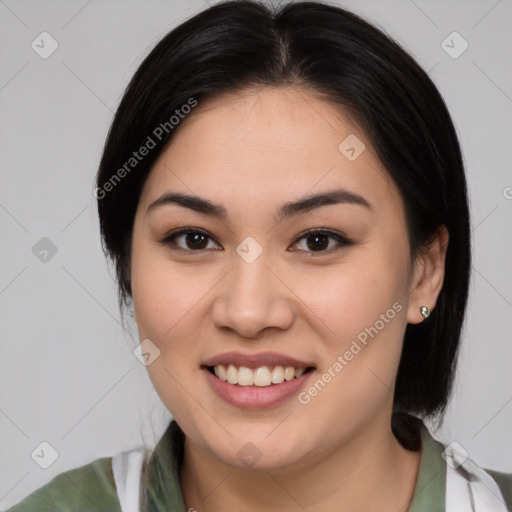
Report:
180,418,421,512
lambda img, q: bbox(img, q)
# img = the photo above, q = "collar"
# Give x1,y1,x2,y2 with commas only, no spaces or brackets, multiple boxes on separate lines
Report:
407,425,446,512
144,420,187,511
143,420,446,512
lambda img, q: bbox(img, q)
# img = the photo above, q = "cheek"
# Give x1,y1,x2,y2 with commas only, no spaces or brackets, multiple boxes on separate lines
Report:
298,253,406,347
295,251,408,401
133,268,200,342
130,238,208,383
131,234,209,344
131,253,213,420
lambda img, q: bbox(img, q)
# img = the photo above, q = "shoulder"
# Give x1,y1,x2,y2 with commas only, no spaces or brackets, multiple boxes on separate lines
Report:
6,456,121,512
418,425,512,510
486,468,512,510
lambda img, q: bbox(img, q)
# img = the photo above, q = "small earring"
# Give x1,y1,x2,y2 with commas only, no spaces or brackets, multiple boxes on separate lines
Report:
420,306,430,319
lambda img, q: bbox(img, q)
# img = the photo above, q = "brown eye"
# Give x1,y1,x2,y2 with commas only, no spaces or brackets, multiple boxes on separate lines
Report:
159,227,352,255
291,229,352,254
160,228,220,251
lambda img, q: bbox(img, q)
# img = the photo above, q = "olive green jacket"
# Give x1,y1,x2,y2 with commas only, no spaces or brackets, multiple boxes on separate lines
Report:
6,420,512,511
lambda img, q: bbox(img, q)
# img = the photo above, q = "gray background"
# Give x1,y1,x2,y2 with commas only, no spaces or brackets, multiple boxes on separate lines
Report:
1,0,511,508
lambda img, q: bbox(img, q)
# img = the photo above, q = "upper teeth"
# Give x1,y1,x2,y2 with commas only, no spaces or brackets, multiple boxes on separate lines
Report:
213,364,306,386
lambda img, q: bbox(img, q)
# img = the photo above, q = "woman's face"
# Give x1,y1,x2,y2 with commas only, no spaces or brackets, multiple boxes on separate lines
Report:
130,86,438,470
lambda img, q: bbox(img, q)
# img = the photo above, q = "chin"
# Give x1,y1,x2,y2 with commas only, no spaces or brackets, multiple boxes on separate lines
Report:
195,421,313,471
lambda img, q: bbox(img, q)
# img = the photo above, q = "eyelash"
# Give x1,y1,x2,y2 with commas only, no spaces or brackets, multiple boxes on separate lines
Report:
158,227,353,255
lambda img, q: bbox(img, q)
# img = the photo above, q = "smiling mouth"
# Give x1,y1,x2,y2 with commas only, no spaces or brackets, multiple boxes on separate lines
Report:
205,364,315,387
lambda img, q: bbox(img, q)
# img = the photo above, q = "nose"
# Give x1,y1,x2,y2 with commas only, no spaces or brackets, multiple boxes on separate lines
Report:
211,250,294,339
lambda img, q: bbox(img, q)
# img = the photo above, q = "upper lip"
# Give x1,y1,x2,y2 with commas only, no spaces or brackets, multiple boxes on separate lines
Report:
202,351,314,369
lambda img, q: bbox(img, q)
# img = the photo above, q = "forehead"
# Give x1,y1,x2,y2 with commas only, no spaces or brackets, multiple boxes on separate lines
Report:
138,86,402,220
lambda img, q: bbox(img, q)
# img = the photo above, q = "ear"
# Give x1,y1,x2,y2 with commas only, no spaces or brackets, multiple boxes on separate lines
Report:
407,225,449,324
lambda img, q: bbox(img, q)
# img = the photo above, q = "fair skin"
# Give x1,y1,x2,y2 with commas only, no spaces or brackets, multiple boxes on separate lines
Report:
131,86,449,511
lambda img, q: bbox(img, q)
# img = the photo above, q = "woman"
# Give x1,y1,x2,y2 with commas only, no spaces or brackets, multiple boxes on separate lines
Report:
7,1,511,511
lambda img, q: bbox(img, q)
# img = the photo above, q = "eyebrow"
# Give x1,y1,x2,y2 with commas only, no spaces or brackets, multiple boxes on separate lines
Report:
146,187,372,222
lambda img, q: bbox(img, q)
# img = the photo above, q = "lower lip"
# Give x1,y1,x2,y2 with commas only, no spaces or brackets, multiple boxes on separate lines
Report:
203,367,314,409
